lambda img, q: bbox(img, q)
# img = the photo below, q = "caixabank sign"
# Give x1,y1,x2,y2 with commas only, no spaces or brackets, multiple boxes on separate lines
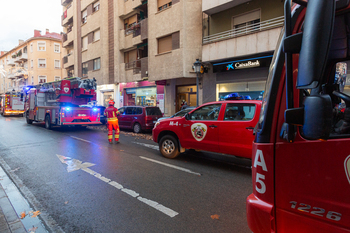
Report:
212,54,273,73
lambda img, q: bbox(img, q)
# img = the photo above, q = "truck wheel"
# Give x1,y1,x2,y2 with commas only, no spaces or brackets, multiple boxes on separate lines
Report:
26,112,33,124
45,114,51,129
133,123,141,133
159,135,180,159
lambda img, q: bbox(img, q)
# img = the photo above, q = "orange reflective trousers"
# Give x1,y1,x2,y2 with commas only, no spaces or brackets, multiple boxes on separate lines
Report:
107,119,120,143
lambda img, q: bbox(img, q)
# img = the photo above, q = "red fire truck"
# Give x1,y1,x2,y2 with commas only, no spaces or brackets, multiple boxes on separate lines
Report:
0,91,25,116
25,77,101,129
246,0,350,232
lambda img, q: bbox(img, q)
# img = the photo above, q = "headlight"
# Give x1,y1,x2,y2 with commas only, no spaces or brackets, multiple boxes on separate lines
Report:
154,121,160,128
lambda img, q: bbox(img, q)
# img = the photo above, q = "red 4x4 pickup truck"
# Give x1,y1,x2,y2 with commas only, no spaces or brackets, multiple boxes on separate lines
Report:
152,100,261,159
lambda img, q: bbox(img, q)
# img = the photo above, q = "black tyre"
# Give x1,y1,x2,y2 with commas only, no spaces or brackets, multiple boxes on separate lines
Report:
159,135,180,159
45,114,51,129
133,123,142,133
26,112,33,124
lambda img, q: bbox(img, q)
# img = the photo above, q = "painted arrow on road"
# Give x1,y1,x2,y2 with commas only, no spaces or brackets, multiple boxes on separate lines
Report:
56,155,179,218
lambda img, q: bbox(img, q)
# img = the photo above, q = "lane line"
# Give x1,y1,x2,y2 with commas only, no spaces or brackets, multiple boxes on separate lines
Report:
133,142,159,150
70,136,92,143
57,155,179,218
140,156,202,176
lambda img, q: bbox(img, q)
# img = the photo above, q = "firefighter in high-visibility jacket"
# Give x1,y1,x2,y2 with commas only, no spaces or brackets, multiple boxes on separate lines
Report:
104,100,120,144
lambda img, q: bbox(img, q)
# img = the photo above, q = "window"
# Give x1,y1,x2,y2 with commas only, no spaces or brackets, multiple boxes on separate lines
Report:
158,0,172,11
30,43,33,53
233,10,261,35
37,42,46,51
55,60,60,69
31,60,33,68
55,76,61,81
54,43,60,53
38,76,47,84
190,104,222,121
158,35,172,54
93,1,100,12
224,104,256,121
93,58,100,70
38,59,46,68
82,36,88,50
93,30,100,42
82,9,87,24
82,62,88,77
31,76,34,84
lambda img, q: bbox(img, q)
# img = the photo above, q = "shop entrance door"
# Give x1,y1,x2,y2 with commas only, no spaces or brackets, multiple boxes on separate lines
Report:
176,85,197,112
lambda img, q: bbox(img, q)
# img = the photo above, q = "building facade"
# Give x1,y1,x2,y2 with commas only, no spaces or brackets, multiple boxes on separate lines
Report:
0,30,63,94
201,0,284,102
61,0,202,115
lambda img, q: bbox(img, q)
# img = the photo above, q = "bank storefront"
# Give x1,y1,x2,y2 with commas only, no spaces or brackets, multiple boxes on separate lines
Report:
203,53,273,103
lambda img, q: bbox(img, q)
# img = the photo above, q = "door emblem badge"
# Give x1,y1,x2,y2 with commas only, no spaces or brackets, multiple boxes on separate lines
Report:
191,123,207,141
345,155,350,184
64,87,69,93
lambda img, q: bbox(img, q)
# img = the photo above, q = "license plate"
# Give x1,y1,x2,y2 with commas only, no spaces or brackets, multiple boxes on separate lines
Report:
78,114,86,117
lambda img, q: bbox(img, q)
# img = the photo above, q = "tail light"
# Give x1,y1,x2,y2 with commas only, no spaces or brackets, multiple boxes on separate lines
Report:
145,116,152,122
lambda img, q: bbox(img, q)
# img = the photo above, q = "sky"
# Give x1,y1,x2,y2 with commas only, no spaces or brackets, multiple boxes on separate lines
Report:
0,0,63,52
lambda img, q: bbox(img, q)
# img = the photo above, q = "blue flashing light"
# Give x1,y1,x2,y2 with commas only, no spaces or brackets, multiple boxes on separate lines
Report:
66,107,71,111
93,108,98,112
244,95,252,100
223,93,243,100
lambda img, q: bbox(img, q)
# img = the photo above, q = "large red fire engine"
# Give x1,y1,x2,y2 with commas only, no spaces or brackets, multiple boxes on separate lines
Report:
0,91,25,116
25,77,101,129
246,0,350,232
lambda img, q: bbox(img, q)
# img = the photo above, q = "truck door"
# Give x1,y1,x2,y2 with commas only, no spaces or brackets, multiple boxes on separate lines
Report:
274,2,350,231
181,103,221,152
219,102,259,158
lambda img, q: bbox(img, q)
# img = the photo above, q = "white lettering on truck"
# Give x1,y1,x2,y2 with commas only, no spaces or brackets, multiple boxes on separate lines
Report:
254,149,267,194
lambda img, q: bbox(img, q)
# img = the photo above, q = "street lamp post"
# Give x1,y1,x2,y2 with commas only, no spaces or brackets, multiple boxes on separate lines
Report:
193,59,201,107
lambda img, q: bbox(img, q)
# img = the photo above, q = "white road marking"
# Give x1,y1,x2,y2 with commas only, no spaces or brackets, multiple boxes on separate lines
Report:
140,156,202,176
133,142,159,150
70,136,92,143
57,155,179,218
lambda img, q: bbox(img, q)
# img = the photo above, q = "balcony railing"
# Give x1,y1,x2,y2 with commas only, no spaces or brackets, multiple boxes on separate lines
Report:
125,22,141,37
203,16,284,44
125,60,141,74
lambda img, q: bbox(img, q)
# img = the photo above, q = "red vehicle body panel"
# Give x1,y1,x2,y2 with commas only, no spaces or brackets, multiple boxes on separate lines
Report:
153,100,261,159
247,3,350,233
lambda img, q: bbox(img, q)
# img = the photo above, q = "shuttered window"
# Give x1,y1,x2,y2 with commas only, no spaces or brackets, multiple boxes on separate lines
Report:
158,0,172,11
158,35,172,54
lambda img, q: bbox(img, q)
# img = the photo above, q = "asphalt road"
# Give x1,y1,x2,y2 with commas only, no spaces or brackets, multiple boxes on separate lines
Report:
0,115,253,233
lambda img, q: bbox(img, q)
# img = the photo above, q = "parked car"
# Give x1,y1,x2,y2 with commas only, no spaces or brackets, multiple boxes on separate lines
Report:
156,107,195,123
153,100,262,159
117,106,163,133
79,104,106,124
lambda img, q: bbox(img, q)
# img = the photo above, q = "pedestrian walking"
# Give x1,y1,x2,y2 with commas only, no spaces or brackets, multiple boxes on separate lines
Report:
104,100,120,144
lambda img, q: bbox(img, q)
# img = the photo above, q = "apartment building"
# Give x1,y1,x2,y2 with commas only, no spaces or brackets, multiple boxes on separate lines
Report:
202,0,284,102
61,0,202,115
0,30,63,94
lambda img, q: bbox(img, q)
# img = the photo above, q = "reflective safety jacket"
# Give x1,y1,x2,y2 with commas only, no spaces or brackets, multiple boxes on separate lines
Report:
104,106,120,121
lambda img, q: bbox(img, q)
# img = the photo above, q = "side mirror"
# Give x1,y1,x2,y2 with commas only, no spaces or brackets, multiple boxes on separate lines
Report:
302,95,332,140
185,113,190,120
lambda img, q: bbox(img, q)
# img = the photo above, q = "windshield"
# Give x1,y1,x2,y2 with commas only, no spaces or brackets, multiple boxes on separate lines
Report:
258,27,285,127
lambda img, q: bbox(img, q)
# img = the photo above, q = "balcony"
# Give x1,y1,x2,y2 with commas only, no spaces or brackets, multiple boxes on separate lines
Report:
15,53,28,63
125,59,141,75
118,0,143,17
63,52,74,69
7,59,15,66
203,16,283,44
63,28,74,47
62,4,73,26
120,23,143,50
203,0,252,15
202,16,283,62
7,72,15,79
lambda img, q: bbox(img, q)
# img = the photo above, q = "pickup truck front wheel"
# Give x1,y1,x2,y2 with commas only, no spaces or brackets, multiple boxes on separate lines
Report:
159,135,180,159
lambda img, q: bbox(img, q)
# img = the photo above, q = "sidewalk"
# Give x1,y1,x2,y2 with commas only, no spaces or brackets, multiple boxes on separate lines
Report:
0,184,26,233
